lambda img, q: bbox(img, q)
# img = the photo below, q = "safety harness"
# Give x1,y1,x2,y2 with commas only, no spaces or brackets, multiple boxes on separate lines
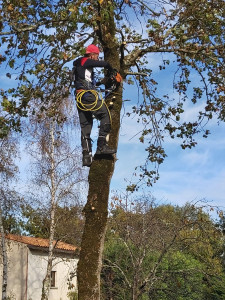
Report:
72,69,122,126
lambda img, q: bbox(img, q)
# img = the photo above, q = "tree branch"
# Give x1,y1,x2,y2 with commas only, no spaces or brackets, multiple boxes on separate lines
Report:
124,43,218,68
103,258,132,289
134,0,161,17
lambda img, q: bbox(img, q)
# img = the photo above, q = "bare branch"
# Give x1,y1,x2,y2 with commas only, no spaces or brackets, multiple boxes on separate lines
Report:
103,258,132,289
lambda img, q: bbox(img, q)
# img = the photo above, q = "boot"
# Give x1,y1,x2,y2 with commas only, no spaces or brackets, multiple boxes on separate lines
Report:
82,150,92,167
95,136,116,155
81,136,92,167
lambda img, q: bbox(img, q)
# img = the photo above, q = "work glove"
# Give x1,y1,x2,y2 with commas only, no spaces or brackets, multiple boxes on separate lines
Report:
105,69,122,88
113,70,122,84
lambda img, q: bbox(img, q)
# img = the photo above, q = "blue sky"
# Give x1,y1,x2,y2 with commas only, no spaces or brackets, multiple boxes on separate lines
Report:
106,52,225,215
109,77,225,216
113,111,225,211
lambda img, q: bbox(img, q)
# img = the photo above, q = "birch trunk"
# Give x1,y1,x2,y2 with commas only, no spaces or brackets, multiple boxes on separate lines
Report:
41,120,57,300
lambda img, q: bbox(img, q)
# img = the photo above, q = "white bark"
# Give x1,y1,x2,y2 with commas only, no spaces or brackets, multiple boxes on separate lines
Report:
41,120,57,300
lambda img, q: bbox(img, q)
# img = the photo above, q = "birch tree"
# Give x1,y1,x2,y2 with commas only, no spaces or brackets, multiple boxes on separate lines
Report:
24,96,84,300
0,0,225,299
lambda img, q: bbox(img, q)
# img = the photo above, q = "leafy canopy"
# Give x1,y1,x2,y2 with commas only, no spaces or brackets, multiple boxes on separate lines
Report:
0,0,224,184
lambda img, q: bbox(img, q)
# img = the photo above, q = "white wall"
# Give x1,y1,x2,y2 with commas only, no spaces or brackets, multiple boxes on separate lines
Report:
0,239,28,300
0,240,78,300
27,249,78,300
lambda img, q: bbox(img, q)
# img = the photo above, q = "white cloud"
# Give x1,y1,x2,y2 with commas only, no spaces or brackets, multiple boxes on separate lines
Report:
152,168,225,209
180,149,210,167
112,104,225,212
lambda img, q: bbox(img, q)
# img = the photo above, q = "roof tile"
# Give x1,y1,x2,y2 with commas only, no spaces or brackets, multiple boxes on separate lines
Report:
5,234,77,252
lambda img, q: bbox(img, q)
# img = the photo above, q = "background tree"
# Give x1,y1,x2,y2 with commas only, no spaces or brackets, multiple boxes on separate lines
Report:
101,198,225,300
1,0,225,299
21,203,84,246
0,135,20,300
22,94,85,300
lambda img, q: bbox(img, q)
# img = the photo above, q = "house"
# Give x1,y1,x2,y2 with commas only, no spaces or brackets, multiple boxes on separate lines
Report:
0,234,79,300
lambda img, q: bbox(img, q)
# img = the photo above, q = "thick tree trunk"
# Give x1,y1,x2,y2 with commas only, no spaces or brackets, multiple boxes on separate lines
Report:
77,3,123,298
77,67,122,300
77,162,113,300
0,208,8,300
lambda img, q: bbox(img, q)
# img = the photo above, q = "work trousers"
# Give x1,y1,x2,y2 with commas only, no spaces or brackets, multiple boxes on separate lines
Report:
77,91,111,142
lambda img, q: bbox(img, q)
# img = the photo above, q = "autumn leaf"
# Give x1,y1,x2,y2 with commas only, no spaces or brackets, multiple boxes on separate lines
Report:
7,4,14,11
69,6,77,12
63,52,68,60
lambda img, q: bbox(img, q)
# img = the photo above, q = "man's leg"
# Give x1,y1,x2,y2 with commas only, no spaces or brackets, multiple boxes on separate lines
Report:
78,109,93,167
93,103,116,155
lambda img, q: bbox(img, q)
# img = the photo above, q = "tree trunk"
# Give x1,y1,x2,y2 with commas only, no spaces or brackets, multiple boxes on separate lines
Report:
77,73,122,300
41,232,55,300
77,3,123,298
0,207,8,300
41,121,57,300
41,205,56,300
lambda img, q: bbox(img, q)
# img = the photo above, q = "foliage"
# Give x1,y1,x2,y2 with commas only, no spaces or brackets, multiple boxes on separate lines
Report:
1,1,225,298
150,251,206,300
0,0,225,185
101,200,225,299
20,203,84,246
1,193,23,235
67,291,78,300
0,135,21,234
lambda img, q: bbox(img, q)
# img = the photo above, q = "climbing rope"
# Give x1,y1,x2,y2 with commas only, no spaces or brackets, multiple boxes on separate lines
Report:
76,89,112,125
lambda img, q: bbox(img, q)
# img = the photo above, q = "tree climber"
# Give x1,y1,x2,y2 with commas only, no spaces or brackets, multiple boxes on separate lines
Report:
73,44,117,167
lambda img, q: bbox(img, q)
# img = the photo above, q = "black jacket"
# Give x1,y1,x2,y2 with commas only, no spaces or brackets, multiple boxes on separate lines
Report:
73,57,113,90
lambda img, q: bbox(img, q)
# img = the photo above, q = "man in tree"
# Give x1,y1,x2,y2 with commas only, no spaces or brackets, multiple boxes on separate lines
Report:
1,0,224,298
73,44,117,167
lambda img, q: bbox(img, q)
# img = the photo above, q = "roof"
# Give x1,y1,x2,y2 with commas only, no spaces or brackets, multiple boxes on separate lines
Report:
5,234,78,253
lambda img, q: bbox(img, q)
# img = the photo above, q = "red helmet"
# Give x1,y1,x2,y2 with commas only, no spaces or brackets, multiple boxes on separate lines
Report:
85,44,100,54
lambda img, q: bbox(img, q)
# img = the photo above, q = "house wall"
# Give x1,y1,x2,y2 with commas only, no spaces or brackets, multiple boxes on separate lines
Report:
0,239,28,300
27,249,78,300
0,240,78,300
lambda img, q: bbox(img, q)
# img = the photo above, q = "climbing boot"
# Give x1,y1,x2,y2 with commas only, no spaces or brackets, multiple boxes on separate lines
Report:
82,151,92,167
81,136,92,167
95,137,116,155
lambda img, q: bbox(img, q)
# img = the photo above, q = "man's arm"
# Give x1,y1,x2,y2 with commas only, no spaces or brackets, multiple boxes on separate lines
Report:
83,58,113,71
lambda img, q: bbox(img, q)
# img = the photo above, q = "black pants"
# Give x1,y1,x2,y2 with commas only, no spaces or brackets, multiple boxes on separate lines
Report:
77,91,111,142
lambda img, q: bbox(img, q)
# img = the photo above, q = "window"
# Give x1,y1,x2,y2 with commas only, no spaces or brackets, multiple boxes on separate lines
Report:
51,271,56,288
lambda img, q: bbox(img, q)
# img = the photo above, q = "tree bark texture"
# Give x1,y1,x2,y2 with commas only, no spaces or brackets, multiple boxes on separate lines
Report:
77,164,112,300
77,3,123,298
77,67,122,300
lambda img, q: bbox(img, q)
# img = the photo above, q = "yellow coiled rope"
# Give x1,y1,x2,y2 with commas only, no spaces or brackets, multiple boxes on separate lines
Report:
76,89,112,125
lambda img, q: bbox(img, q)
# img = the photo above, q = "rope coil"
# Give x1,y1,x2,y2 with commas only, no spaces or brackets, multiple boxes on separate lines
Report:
76,89,112,124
